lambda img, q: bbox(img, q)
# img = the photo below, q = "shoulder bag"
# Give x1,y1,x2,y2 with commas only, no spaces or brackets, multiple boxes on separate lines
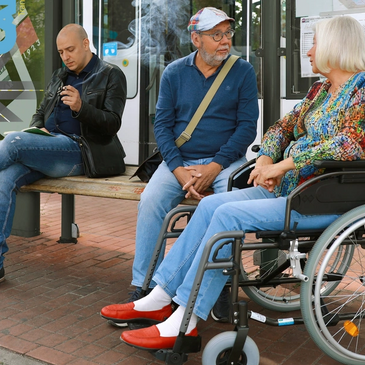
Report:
79,134,126,178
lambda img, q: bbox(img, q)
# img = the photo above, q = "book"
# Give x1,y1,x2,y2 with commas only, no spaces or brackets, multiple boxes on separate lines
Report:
21,127,55,136
0,127,55,139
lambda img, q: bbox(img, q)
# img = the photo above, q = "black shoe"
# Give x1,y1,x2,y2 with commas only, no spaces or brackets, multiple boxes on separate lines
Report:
0,266,4,283
128,286,153,302
210,286,230,323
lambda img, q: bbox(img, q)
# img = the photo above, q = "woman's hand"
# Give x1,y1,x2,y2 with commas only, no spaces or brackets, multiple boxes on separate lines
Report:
248,157,295,192
248,155,274,188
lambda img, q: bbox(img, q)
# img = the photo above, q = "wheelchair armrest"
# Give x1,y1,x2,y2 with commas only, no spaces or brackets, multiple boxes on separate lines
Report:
227,158,256,191
284,168,365,230
314,159,365,170
227,145,260,191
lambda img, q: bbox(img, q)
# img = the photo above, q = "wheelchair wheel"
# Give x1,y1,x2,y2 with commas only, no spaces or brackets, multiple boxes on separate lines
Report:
202,332,259,365
240,248,302,311
301,205,365,364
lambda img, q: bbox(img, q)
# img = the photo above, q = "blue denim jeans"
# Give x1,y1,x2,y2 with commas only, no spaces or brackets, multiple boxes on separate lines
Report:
0,131,83,268
153,186,340,320
131,156,248,288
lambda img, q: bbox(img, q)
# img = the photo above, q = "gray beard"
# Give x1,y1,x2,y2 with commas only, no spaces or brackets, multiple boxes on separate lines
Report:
199,46,229,67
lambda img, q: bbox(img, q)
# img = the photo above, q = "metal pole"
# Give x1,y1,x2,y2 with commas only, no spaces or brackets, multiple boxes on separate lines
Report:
262,0,282,131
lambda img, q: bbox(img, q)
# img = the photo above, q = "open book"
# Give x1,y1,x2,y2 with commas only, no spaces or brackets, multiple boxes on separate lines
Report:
0,127,55,140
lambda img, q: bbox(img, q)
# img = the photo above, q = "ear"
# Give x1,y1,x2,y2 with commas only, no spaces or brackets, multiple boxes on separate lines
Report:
83,38,90,50
191,32,201,48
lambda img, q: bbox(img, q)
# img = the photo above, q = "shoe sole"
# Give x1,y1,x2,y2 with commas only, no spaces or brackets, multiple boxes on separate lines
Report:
107,320,128,328
127,321,154,330
210,309,229,323
101,313,162,325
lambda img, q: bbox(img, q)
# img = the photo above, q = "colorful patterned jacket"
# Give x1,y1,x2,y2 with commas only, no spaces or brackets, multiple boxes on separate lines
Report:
257,72,365,197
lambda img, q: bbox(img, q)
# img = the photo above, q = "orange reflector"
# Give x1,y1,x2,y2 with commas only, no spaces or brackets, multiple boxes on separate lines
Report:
344,320,359,337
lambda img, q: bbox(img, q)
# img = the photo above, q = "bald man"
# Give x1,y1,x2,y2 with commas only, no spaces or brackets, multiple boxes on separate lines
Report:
0,24,127,282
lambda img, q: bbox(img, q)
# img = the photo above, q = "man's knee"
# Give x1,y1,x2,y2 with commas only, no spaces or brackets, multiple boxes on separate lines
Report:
139,185,176,214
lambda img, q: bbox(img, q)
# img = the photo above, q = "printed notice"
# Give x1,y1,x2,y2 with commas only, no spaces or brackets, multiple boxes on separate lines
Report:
300,13,365,77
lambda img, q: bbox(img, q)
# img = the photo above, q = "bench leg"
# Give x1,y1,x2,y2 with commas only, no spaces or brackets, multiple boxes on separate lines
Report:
11,192,41,237
57,194,78,244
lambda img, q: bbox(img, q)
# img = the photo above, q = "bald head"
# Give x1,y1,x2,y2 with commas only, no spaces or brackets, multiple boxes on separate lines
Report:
57,24,88,43
56,24,93,75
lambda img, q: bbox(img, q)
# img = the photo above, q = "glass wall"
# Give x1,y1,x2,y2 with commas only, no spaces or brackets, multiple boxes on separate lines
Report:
0,0,45,133
86,0,263,161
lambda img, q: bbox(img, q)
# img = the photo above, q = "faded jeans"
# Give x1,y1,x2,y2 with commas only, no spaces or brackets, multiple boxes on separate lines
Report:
153,186,340,320
0,131,83,268
131,156,248,288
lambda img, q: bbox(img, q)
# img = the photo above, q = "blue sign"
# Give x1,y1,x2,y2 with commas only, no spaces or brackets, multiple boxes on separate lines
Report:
103,42,117,57
0,1,17,55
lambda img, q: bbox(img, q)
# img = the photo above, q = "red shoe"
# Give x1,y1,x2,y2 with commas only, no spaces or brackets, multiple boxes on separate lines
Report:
121,325,199,350
100,302,172,324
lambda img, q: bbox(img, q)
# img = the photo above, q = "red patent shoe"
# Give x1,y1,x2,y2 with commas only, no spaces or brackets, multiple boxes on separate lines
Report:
121,325,199,350
100,302,172,324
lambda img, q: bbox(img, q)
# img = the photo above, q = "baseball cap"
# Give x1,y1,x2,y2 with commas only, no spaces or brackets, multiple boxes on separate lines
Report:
187,7,235,32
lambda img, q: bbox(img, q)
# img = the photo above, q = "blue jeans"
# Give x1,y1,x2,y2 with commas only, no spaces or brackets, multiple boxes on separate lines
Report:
131,156,248,287
153,186,340,320
0,131,83,268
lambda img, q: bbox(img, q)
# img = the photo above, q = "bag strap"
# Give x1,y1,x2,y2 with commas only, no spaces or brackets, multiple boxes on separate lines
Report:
174,55,239,148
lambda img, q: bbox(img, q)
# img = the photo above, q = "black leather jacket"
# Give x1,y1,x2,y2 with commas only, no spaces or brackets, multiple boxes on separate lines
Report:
30,56,127,141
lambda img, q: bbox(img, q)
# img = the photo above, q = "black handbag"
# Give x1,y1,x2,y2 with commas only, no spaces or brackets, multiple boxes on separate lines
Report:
79,134,126,178
131,55,239,183
130,148,162,183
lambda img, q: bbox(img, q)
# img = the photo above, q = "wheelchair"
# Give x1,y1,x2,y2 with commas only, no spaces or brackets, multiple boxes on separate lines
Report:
137,157,365,365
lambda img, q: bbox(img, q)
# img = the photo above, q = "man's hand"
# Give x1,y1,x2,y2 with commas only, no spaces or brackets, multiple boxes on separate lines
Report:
182,162,222,199
60,85,82,113
173,166,204,200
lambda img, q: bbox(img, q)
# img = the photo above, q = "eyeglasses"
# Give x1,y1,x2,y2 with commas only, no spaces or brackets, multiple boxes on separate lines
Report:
197,29,235,42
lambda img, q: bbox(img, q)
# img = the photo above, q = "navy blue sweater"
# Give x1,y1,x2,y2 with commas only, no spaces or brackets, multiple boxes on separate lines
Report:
154,51,258,171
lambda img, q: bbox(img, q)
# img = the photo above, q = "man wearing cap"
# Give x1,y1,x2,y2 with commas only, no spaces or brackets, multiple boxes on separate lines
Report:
106,7,258,323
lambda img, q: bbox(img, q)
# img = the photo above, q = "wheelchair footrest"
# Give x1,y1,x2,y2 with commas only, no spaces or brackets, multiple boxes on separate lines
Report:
154,350,188,365
154,335,202,364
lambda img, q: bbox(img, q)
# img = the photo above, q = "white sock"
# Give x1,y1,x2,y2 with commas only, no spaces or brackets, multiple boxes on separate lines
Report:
157,305,198,337
133,285,171,311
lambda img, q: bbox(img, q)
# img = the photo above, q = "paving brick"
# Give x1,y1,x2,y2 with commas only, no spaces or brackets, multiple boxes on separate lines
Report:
0,193,345,365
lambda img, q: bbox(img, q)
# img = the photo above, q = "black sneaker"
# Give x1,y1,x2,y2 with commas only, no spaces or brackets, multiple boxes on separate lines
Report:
127,287,144,302
0,266,4,283
210,286,230,323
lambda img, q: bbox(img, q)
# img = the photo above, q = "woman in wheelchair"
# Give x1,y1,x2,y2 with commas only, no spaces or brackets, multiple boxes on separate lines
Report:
101,15,365,351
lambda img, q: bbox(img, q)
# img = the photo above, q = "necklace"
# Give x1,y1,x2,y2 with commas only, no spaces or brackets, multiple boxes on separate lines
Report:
328,72,358,101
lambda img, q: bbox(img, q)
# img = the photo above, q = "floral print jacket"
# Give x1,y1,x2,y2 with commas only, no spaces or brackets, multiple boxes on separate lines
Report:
257,72,365,197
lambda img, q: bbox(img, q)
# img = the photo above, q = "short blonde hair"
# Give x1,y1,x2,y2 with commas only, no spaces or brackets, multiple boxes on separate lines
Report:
315,16,365,73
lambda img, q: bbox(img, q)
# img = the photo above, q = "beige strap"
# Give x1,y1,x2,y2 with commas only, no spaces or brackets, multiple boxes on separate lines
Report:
175,55,239,148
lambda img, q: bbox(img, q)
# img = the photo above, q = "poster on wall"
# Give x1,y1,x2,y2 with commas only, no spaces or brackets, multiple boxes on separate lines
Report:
0,0,45,131
300,12,365,77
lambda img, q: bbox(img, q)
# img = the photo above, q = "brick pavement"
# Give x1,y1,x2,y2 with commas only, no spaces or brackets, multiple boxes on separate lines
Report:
0,193,342,365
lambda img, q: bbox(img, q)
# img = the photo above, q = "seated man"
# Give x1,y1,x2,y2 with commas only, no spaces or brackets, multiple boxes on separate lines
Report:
0,24,126,283
101,15,365,349
127,7,258,321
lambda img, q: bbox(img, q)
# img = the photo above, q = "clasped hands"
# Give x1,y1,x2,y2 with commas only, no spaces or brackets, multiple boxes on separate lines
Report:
174,162,222,200
248,155,295,192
